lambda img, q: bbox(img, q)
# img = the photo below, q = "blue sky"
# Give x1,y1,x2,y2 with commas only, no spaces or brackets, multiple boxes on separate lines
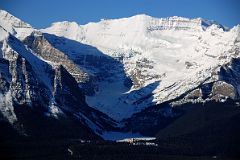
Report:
0,0,239,28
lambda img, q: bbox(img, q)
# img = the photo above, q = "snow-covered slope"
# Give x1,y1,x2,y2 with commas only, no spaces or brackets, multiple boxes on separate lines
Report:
42,15,240,120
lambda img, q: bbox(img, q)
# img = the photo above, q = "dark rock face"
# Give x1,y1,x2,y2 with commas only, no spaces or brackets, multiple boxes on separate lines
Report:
53,65,86,111
0,59,10,94
200,82,214,99
122,103,182,136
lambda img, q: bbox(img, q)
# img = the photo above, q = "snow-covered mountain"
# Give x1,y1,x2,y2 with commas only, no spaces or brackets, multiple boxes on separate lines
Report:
42,14,240,120
0,10,240,139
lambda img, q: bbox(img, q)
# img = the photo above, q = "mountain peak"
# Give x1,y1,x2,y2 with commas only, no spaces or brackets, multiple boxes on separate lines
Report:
50,21,79,27
0,10,32,28
129,14,152,19
0,9,33,39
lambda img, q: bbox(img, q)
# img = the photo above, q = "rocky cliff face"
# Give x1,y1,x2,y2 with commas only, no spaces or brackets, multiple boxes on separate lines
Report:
144,16,226,31
23,32,89,83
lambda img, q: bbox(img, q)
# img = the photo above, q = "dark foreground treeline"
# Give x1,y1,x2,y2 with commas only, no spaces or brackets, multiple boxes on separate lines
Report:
0,137,239,160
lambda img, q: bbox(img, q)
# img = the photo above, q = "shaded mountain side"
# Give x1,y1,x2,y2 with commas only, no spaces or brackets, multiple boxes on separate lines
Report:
0,120,20,141
156,102,239,139
155,102,240,158
22,104,101,140
0,104,101,140
122,102,182,136
123,97,238,135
